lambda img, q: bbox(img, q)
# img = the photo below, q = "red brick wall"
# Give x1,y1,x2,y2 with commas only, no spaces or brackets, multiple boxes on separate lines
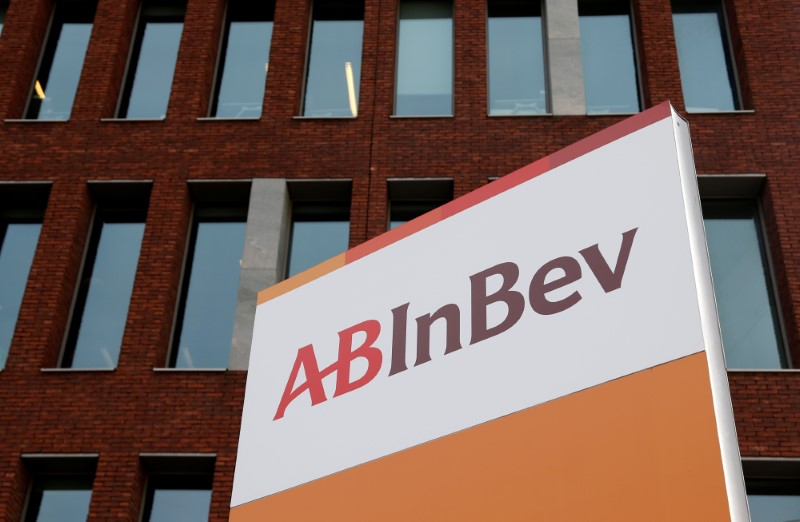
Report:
0,0,798,518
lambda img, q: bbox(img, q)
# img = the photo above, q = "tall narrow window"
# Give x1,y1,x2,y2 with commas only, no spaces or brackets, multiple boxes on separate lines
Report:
171,205,246,369
579,0,640,114
139,455,215,522
703,200,784,368
62,205,147,368
0,206,44,370
487,0,546,115
210,0,274,118
388,178,453,229
22,456,97,522
303,0,363,117
26,2,95,120
672,0,740,112
0,2,8,37
118,1,185,119
395,0,453,116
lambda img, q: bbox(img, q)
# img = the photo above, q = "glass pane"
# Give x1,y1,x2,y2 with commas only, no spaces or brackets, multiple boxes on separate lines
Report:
704,205,784,368
146,489,211,522
672,1,738,111
212,2,273,118
487,1,546,115
121,10,184,119
0,4,7,37
173,221,245,368
748,495,800,522
303,0,363,117
69,221,144,368
27,477,93,522
0,223,41,369
395,0,452,116
579,3,640,114
287,221,349,277
27,5,95,120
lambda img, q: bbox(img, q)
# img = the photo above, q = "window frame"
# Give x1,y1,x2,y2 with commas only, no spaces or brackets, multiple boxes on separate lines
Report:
387,177,453,229
139,454,216,522
21,454,98,522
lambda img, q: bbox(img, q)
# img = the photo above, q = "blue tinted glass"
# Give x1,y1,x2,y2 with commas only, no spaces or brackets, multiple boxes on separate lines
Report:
30,481,92,522
69,222,144,368
705,211,783,368
303,5,363,117
288,221,349,277
173,221,245,368
580,9,640,114
748,494,800,522
213,20,272,118
395,0,452,116
488,3,545,115
673,3,738,111
147,489,211,522
27,5,94,120
121,13,184,118
0,223,41,369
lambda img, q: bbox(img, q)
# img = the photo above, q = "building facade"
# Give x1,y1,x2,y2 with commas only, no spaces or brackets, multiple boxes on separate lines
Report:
0,0,798,519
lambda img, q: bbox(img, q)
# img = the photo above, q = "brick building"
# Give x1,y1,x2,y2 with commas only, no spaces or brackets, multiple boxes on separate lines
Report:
0,0,798,520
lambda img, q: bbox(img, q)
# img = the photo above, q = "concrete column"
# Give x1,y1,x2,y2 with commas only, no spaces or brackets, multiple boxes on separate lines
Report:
228,178,291,370
545,0,586,115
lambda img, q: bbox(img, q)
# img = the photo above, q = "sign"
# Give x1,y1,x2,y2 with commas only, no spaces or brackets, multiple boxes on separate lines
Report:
231,102,748,521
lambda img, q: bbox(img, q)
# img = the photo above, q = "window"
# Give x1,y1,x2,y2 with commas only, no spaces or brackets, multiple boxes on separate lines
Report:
171,204,246,369
703,199,784,368
0,186,48,370
25,2,95,120
303,0,363,117
286,181,350,277
22,455,97,522
117,1,185,119
743,459,800,522
210,0,274,118
140,455,214,522
578,0,640,114
62,188,149,369
487,0,546,115
395,0,453,116
0,2,8,37
672,0,740,112
388,178,453,229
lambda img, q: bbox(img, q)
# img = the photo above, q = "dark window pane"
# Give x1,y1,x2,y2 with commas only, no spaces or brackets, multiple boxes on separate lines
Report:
142,475,212,522
672,0,739,111
211,1,274,118
303,0,363,117
26,3,95,120
487,0,546,115
118,3,185,119
0,3,8,37
25,476,93,522
395,0,453,116
703,200,784,368
579,0,640,114
64,215,145,368
288,220,349,277
0,223,41,369
747,479,800,522
172,218,245,368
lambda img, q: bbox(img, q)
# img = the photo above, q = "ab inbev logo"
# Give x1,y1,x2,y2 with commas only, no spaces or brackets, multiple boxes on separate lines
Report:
231,103,749,521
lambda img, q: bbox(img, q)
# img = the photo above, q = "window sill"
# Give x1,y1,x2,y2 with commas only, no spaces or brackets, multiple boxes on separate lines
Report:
685,109,755,115
153,367,228,373
726,367,799,372
488,113,552,118
197,117,261,122
293,115,357,120
390,115,454,119
100,117,166,122
4,118,70,123
586,112,639,117
41,367,115,373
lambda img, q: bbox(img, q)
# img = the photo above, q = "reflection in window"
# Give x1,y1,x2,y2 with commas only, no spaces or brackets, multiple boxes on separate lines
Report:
211,0,274,118
142,475,212,522
171,208,246,368
487,0,546,115
118,2,185,119
62,209,146,368
579,0,640,114
24,475,94,522
395,0,453,116
303,0,363,117
287,206,349,277
703,200,784,369
747,479,800,522
672,0,740,112
0,221,41,369
0,2,8,37
25,3,95,120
